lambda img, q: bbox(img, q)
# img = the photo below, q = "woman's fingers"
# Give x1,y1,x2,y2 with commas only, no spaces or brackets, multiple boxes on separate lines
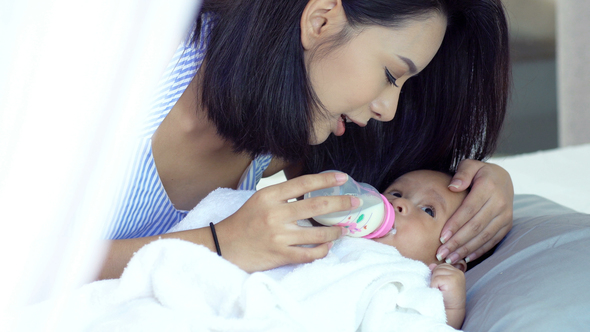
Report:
463,222,512,263
216,172,364,272
448,159,484,192
285,194,360,221
438,161,514,264
439,174,494,257
440,213,511,264
264,171,349,202
286,241,335,265
440,183,493,246
440,159,488,244
289,222,345,245
256,172,360,222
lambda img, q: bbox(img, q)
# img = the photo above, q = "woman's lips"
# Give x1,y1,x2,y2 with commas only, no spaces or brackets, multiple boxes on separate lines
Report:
334,115,367,136
335,115,346,136
343,115,367,127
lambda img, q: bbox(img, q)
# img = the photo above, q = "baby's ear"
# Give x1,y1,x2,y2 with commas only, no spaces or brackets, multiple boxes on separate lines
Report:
452,260,467,273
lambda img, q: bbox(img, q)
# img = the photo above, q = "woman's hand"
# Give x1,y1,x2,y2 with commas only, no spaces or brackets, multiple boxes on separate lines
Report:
429,263,466,329
437,160,514,265
214,172,358,273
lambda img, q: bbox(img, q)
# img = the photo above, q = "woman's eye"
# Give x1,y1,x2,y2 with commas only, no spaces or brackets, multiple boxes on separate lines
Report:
385,68,399,87
421,206,435,217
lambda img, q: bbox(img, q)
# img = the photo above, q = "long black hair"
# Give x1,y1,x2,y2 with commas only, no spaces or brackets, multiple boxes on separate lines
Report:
195,0,314,160
194,0,510,191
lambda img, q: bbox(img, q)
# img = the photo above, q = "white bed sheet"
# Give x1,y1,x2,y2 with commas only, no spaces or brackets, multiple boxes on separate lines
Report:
259,143,590,214
489,143,590,214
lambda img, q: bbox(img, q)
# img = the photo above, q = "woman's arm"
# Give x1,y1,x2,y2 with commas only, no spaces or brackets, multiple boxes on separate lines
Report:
436,160,514,265
98,227,217,280
98,172,353,279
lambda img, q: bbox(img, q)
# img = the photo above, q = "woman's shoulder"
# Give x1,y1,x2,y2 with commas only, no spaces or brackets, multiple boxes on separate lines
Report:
258,158,308,186
139,16,212,138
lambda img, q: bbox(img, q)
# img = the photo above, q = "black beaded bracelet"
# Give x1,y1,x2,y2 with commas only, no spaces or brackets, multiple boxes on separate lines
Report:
209,222,222,256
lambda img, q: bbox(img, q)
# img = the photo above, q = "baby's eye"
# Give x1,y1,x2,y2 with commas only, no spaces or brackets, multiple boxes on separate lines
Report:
388,191,402,198
421,206,435,217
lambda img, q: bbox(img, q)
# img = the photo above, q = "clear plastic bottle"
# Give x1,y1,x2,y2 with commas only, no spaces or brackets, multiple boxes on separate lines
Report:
304,171,395,238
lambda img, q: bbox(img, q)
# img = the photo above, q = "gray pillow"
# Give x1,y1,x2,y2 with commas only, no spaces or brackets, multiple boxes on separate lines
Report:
463,194,590,331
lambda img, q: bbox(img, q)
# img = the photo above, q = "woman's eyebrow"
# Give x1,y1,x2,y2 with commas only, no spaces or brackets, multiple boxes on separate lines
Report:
398,55,417,75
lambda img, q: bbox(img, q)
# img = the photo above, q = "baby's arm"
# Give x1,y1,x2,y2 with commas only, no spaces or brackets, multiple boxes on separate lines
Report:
429,263,466,329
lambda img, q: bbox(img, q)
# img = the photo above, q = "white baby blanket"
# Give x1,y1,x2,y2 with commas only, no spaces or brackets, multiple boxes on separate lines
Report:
9,188,455,332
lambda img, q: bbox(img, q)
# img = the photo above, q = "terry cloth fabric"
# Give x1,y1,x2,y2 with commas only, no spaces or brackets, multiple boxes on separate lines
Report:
172,188,453,331
103,14,271,240
11,241,453,332
11,188,455,332
167,188,255,233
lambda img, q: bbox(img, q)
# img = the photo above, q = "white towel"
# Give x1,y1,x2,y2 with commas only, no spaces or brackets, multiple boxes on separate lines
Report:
8,188,457,332
167,187,255,232
273,236,453,331
170,188,453,331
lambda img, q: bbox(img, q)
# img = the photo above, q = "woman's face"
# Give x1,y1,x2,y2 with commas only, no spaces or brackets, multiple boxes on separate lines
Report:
305,13,447,144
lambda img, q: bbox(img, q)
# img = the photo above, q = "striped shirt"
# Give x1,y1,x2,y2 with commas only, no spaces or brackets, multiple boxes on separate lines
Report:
104,16,272,239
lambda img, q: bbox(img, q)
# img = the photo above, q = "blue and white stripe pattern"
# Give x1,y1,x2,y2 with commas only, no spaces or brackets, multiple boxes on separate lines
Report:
104,15,272,239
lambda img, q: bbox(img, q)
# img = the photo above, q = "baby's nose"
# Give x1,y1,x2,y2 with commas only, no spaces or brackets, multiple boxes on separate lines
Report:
391,198,409,215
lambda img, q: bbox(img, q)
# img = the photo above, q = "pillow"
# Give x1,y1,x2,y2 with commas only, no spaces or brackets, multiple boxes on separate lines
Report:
463,194,590,331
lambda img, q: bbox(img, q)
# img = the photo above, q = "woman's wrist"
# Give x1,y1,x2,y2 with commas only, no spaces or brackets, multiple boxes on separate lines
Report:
166,226,219,255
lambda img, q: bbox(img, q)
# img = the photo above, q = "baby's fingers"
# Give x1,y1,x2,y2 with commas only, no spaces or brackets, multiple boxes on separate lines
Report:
430,263,465,295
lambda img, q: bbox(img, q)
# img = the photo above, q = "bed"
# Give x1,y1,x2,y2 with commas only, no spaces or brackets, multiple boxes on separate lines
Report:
257,143,590,331
3,145,589,332
463,143,590,331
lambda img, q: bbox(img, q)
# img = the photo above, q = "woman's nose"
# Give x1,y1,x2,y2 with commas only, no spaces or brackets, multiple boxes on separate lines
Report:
370,88,400,122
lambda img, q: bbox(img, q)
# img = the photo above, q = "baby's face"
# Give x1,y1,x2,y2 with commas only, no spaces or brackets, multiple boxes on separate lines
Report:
372,170,467,266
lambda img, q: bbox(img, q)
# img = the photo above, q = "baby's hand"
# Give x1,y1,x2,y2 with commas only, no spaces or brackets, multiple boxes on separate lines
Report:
429,263,466,329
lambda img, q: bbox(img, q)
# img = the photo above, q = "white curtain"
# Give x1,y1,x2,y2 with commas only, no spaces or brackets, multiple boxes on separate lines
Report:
0,0,201,329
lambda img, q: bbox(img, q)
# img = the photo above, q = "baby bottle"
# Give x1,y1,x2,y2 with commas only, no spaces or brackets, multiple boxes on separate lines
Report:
304,171,395,238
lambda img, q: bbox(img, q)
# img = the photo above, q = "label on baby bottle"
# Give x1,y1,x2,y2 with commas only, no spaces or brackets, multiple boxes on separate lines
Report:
314,194,385,238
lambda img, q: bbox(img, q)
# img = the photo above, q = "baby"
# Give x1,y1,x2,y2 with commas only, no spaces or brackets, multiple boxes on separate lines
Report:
371,169,468,329
167,169,469,329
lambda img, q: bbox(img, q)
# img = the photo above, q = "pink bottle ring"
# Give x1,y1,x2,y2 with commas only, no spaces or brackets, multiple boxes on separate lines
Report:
363,194,395,239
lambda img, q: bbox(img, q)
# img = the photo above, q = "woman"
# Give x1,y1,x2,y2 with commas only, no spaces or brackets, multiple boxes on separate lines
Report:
99,0,512,279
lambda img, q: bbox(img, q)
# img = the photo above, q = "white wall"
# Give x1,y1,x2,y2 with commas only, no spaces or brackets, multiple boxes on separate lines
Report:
557,0,590,146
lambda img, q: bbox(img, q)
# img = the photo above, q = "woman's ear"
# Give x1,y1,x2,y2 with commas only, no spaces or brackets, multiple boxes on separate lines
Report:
300,0,346,51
